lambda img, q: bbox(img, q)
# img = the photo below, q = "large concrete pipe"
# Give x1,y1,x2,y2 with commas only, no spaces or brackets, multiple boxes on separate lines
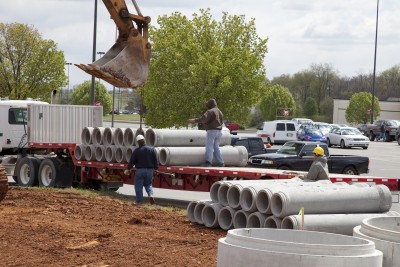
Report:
92,127,105,146
114,127,126,146
74,144,85,160
145,128,232,147
218,206,236,230
247,212,268,228
123,128,137,146
84,145,96,161
194,200,213,225
105,145,118,163
125,146,136,163
217,228,382,267
264,216,283,229
202,202,224,228
271,184,392,218
187,200,210,224
103,127,117,146
115,146,127,163
95,145,106,162
81,127,94,145
354,216,400,267
282,212,399,236
233,210,251,229
159,146,248,167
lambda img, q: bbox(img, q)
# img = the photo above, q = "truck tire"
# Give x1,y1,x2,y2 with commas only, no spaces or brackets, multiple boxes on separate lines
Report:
15,157,41,187
38,158,59,187
343,166,358,175
0,166,8,202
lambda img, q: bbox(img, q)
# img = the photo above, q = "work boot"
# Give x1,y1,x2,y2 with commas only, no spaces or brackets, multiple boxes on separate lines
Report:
149,196,155,205
201,161,212,167
214,162,225,167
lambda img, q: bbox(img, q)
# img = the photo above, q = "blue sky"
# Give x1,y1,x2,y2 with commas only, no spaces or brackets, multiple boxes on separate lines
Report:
1,0,399,90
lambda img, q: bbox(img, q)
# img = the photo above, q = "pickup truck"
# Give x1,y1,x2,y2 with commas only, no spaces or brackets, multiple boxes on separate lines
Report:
365,119,400,142
231,136,277,158
247,141,369,175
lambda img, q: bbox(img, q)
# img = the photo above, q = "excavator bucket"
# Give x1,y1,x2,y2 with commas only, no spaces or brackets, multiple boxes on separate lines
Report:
0,166,8,202
76,0,151,88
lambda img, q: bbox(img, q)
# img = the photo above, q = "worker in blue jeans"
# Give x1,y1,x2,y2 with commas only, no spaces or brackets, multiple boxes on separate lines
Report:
126,134,158,204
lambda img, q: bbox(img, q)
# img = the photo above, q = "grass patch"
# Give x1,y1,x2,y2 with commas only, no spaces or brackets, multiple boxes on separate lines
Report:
103,114,141,121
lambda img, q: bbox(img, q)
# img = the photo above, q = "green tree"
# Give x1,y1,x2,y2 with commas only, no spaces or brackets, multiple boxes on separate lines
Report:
71,80,112,115
143,9,268,128
303,97,318,118
345,92,380,124
259,84,295,121
0,23,66,101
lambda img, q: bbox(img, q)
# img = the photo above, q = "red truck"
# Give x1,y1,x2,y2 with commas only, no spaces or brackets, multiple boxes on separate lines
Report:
224,120,240,135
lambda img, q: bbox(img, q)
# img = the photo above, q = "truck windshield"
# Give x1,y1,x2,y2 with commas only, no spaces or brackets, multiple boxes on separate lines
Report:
8,108,28,125
277,142,304,155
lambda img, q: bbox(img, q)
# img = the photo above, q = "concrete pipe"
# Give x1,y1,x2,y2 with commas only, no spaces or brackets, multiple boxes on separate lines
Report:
233,210,251,229
202,202,224,228
74,144,85,160
123,128,137,146
217,228,382,267
114,128,126,146
247,212,268,228
84,145,96,161
194,200,213,225
354,216,400,267
218,206,236,230
105,145,118,163
81,126,94,145
95,145,106,162
135,128,145,141
125,146,136,163
240,184,287,213
282,212,399,236
187,200,210,224
115,146,127,163
159,146,248,167
103,127,117,146
271,184,392,218
145,128,232,147
92,127,105,146
264,216,283,229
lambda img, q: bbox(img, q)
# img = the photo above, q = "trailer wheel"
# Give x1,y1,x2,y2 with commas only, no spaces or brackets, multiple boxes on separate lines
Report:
38,158,59,187
343,166,358,175
15,157,40,186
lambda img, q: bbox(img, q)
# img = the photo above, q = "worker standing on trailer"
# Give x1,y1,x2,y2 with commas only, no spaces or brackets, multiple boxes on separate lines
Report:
300,146,329,181
188,99,225,167
126,135,158,204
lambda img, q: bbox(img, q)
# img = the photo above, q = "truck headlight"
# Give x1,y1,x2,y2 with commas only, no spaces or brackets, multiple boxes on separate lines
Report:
261,160,274,165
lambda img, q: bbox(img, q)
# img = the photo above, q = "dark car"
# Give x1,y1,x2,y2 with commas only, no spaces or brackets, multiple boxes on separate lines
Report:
396,126,400,145
231,136,277,158
247,141,369,175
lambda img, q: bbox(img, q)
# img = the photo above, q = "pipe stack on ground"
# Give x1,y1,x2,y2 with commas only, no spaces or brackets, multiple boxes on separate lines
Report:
188,179,396,235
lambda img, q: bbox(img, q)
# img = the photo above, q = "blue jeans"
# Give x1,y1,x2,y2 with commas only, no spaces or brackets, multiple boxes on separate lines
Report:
206,130,224,164
134,168,154,203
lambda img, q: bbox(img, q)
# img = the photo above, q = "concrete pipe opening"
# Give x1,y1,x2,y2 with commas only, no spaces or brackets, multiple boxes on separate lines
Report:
264,216,283,229
115,146,127,163
271,192,287,218
105,145,117,163
92,127,105,146
233,210,250,229
74,144,85,160
218,206,236,230
159,148,169,166
281,216,296,229
103,127,116,146
194,201,212,225
114,128,126,146
84,145,96,161
247,212,267,228
217,183,232,207
256,189,272,214
240,187,258,212
81,127,94,145
145,128,157,147
125,147,136,163
210,181,225,203
202,203,224,228
123,128,137,147
95,146,106,162
187,201,198,223
227,184,244,209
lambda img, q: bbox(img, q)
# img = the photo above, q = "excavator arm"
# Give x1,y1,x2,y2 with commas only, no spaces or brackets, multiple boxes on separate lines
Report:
76,0,151,88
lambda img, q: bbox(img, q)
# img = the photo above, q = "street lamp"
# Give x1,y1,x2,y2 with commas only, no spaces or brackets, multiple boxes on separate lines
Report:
90,0,98,105
65,62,72,103
371,0,379,124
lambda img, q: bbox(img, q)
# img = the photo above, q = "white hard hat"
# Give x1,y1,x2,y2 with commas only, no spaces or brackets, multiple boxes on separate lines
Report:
136,135,145,142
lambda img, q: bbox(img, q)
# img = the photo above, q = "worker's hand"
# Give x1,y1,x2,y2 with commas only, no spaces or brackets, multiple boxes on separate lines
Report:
298,175,305,179
124,169,131,175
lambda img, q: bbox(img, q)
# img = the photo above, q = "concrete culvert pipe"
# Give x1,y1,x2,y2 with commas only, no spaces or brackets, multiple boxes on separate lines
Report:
218,206,236,230
123,128,137,146
354,216,400,267
145,128,232,147
95,146,106,162
282,212,399,236
271,184,392,218
135,128,145,143
103,127,117,146
81,127,94,145
202,202,224,228
187,200,211,224
194,200,213,225
247,212,268,228
233,210,251,229
105,145,118,163
74,144,85,160
264,216,283,229
240,184,277,212
227,184,246,209
115,146,127,163
114,128,126,146
125,146,136,163
210,181,226,203
92,127,105,146
217,228,383,267
84,145,96,161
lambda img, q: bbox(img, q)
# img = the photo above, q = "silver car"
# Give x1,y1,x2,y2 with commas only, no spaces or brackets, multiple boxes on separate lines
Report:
326,127,370,149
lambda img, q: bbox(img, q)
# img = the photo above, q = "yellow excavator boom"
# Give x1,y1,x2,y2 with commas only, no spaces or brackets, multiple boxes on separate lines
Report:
76,0,151,88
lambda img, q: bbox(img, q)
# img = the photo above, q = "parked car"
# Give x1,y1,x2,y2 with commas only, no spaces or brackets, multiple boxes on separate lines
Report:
313,122,332,135
230,136,273,158
247,141,369,175
291,118,314,128
396,126,400,145
224,120,240,135
297,127,327,143
256,120,297,144
326,127,369,149
356,123,370,137
365,119,400,142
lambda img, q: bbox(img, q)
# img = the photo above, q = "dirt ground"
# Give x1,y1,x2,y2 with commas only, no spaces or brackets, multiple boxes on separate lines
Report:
0,187,226,267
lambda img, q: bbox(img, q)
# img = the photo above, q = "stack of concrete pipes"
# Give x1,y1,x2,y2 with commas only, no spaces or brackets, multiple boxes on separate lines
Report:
74,127,248,167
187,179,396,236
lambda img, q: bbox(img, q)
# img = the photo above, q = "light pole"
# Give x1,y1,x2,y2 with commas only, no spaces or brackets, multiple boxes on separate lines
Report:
371,0,379,124
65,62,72,103
90,0,98,105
